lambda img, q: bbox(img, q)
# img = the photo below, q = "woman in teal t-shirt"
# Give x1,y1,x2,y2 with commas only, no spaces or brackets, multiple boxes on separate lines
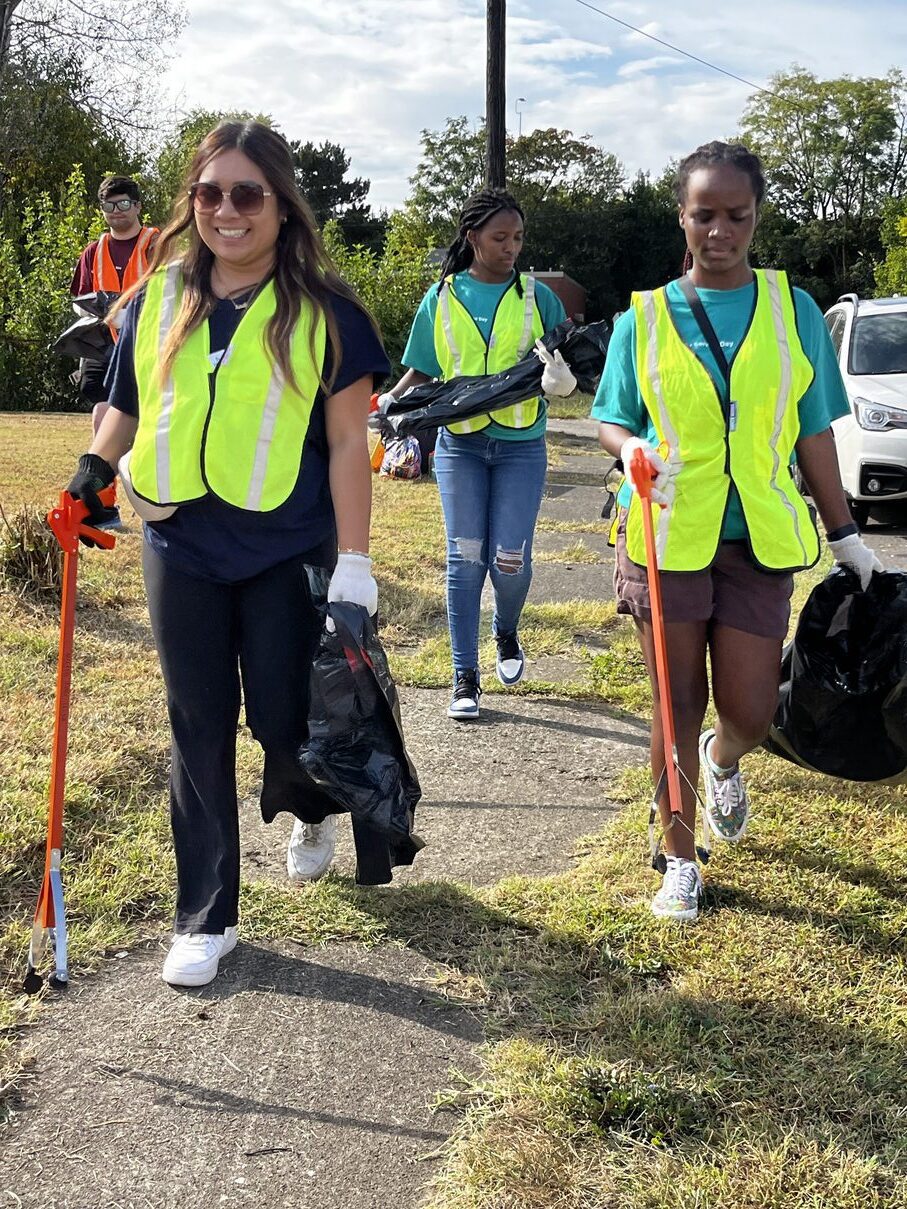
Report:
592,141,880,924
378,189,569,721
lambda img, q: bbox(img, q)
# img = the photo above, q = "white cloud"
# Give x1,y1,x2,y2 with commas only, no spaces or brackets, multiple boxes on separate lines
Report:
618,55,684,78
161,0,907,211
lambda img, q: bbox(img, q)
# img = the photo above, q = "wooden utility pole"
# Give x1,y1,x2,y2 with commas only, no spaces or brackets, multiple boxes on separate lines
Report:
485,0,506,190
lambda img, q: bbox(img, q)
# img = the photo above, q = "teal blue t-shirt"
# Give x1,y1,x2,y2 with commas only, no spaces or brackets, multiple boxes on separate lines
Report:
590,278,850,539
402,270,567,441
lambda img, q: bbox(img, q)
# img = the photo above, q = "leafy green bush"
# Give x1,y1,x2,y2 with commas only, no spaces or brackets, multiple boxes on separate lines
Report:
0,167,98,412
323,211,435,373
876,198,907,296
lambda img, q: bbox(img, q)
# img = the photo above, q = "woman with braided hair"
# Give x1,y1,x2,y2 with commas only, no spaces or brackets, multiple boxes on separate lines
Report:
377,189,570,720
593,141,879,922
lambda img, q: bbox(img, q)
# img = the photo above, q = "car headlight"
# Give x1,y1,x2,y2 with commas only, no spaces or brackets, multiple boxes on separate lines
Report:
853,396,907,431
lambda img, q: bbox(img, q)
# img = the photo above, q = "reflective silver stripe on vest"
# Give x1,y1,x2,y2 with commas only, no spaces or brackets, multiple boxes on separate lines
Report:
154,264,181,504
640,291,681,564
244,365,286,510
516,276,537,357
763,270,808,562
438,282,462,374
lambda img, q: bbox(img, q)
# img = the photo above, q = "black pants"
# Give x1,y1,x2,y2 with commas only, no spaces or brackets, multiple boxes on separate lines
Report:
143,544,324,933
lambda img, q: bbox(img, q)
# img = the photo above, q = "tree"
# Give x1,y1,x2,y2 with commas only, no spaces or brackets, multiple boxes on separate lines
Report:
404,116,680,319
0,165,97,410
407,116,624,237
876,198,907,295
0,48,138,218
1,0,185,135
510,127,624,208
289,140,386,252
323,212,434,371
408,117,486,233
741,66,907,302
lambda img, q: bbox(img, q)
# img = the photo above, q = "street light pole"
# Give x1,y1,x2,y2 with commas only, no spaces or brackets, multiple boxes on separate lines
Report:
515,96,526,138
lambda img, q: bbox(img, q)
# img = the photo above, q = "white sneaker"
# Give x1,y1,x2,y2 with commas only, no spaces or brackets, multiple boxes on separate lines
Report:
287,815,338,883
495,631,526,686
699,730,750,842
162,926,238,987
651,857,703,923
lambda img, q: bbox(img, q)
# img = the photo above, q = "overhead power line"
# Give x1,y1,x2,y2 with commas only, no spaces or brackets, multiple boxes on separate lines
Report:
572,0,781,99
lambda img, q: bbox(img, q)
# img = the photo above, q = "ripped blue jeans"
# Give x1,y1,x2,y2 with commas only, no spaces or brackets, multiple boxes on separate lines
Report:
433,427,548,675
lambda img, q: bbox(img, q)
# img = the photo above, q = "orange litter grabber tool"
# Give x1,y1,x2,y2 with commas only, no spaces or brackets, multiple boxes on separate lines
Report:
23,486,117,994
627,449,709,872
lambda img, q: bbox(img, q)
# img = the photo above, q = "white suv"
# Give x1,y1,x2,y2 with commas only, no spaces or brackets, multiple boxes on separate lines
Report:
823,294,907,526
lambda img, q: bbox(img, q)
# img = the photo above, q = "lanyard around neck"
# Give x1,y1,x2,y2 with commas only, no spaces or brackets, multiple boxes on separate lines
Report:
677,275,730,389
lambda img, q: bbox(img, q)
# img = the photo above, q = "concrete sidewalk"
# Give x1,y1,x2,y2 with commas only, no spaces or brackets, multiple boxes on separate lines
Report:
1,422,635,1209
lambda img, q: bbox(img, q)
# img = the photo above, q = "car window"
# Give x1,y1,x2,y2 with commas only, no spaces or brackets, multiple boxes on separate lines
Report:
849,314,907,375
825,311,845,354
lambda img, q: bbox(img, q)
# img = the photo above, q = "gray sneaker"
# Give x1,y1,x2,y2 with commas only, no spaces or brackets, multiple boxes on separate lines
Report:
699,729,750,842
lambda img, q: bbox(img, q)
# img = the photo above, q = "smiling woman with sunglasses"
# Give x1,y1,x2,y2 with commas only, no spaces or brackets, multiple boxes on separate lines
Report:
62,120,390,987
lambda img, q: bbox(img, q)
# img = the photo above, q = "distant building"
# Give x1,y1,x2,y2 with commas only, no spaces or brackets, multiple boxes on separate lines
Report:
531,270,587,323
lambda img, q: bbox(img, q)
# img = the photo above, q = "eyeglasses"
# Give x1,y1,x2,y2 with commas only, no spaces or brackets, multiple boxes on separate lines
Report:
100,198,136,213
188,181,274,216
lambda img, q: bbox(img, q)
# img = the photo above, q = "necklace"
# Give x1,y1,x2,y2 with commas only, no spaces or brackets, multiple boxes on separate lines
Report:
224,285,257,311
212,272,262,311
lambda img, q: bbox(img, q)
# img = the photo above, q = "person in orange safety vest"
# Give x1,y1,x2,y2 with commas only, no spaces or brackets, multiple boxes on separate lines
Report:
70,176,159,444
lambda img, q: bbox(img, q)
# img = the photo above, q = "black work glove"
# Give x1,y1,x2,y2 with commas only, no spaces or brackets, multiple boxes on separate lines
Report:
66,453,116,542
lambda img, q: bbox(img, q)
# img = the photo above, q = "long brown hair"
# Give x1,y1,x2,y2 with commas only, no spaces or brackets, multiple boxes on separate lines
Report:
124,120,375,393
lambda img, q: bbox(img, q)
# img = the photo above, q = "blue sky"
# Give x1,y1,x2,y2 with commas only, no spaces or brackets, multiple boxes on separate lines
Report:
163,0,907,211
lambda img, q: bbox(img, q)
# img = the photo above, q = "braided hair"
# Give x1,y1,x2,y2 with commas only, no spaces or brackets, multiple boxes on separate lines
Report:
675,141,766,207
436,188,526,296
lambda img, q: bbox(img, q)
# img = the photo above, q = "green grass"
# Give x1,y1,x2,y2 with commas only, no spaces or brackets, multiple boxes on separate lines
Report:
1,414,905,1207
546,392,595,421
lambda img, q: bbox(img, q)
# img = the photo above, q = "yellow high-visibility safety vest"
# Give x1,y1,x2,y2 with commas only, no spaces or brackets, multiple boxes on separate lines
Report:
626,269,819,573
433,273,545,434
130,264,326,512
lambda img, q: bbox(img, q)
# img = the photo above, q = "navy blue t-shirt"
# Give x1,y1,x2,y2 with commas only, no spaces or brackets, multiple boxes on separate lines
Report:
106,287,390,582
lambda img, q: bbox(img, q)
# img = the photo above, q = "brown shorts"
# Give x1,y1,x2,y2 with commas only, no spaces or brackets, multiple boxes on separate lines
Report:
613,513,794,639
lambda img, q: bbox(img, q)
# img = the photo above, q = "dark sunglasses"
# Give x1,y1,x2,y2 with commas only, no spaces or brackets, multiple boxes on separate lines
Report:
188,181,274,216
100,198,136,213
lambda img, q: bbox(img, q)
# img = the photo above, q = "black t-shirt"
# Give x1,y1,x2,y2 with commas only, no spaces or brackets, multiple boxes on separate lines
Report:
106,287,389,583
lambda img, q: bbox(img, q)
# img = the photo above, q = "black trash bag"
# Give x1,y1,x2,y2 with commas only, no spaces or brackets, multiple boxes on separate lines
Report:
764,567,907,782
298,598,424,882
385,318,611,436
51,291,119,360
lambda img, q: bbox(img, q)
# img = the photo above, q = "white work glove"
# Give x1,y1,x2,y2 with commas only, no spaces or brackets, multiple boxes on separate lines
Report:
367,392,395,433
326,552,378,630
620,437,674,508
534,340,576,397
828,533,882,590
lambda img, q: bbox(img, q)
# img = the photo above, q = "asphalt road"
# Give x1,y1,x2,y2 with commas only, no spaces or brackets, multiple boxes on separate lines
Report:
858,501,907,570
